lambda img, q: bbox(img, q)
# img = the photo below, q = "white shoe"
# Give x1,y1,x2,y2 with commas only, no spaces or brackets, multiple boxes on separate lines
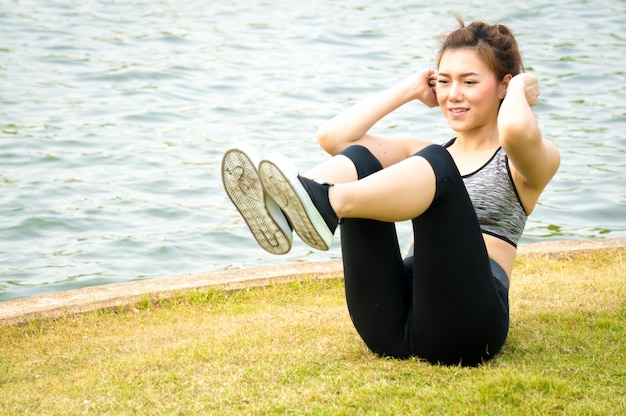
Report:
258,152,337,251
221,143,292,255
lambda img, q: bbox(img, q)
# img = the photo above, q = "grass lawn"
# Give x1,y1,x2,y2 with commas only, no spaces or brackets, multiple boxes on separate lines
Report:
1,248,624,415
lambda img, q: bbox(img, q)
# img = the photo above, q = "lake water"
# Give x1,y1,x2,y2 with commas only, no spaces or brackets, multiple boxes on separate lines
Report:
1,0,625,301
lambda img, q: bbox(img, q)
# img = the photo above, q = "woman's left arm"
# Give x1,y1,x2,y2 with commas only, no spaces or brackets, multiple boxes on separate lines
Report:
498,74,560,198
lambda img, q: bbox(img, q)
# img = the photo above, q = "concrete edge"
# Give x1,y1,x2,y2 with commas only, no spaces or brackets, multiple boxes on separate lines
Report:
0,260,345,327
1,238,625,327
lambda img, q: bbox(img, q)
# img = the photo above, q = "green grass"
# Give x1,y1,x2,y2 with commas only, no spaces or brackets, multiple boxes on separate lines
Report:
1,249,624,415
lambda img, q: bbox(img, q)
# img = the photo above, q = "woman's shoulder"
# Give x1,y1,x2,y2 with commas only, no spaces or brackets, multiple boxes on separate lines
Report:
442,137,456,148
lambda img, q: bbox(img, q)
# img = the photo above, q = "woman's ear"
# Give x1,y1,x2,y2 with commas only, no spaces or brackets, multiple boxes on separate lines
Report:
499,74,513,98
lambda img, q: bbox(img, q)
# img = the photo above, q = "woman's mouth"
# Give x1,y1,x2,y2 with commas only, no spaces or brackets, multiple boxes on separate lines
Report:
449,107,469,116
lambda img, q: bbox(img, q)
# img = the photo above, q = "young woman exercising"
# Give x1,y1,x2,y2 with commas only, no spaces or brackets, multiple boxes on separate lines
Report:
221,18,560,366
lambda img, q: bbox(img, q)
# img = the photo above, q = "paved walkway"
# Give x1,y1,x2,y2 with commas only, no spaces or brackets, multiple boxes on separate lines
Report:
2,238,625,326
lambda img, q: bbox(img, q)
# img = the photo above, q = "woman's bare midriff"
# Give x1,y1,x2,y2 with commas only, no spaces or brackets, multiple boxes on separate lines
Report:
483,233,517,279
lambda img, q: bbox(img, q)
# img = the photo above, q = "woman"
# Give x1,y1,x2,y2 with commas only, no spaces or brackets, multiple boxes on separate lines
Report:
221,18,560,366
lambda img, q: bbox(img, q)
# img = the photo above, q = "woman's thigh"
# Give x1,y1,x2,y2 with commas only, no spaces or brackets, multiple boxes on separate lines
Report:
408,145,509,364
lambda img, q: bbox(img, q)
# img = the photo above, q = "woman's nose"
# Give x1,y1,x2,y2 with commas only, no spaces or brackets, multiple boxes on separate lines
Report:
448,83,463,101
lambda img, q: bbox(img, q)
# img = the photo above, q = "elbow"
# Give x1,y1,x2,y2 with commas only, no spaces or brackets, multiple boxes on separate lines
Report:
316,125,340,155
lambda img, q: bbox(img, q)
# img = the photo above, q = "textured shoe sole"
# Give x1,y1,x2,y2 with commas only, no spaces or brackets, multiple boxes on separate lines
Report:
221,144,292,255
258,153,333,251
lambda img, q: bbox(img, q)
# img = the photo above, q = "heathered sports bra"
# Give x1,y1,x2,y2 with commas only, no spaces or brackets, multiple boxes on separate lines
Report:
445,139,527,247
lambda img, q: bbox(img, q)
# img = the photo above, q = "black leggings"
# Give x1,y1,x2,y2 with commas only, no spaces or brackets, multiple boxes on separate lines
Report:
339,144,509,366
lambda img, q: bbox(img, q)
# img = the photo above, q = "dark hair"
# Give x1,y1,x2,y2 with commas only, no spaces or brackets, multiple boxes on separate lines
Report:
437,17,524,80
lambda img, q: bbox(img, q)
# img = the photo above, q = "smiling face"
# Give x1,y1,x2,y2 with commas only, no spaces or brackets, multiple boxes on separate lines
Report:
436,48,509,135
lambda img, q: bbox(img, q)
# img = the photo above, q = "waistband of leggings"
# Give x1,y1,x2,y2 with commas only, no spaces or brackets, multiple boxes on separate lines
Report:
489,258,510,291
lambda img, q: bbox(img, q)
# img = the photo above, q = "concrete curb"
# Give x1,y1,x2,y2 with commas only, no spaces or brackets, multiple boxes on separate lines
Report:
1,238,625,327
0,260,344,327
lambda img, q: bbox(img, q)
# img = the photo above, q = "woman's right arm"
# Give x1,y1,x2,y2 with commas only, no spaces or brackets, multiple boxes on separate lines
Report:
316,69,439,164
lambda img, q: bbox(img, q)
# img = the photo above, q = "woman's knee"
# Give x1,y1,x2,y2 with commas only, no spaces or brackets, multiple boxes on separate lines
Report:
339,145,384,179
412,145,458,181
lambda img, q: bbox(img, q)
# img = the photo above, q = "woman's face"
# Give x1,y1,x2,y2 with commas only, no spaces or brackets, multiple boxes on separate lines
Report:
436,48,506,134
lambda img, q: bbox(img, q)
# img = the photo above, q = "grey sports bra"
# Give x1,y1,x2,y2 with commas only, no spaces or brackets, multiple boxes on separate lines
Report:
445,139,527,247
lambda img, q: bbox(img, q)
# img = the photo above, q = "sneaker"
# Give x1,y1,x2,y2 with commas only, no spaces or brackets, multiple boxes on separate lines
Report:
221,143,292,255
258,152,338,251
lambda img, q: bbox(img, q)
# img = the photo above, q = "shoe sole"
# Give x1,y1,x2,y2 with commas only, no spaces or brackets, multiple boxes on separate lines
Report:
258,153,333,251
221,144,292,255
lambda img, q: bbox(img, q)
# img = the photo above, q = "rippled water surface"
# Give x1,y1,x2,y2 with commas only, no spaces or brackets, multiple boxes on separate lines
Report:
1,0,625,300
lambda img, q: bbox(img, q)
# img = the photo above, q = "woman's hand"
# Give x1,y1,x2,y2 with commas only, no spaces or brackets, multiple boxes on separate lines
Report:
508,73,540,107
402,69,439,108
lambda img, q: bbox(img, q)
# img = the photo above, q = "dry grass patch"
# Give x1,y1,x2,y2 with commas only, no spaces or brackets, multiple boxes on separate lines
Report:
1,249,624,415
